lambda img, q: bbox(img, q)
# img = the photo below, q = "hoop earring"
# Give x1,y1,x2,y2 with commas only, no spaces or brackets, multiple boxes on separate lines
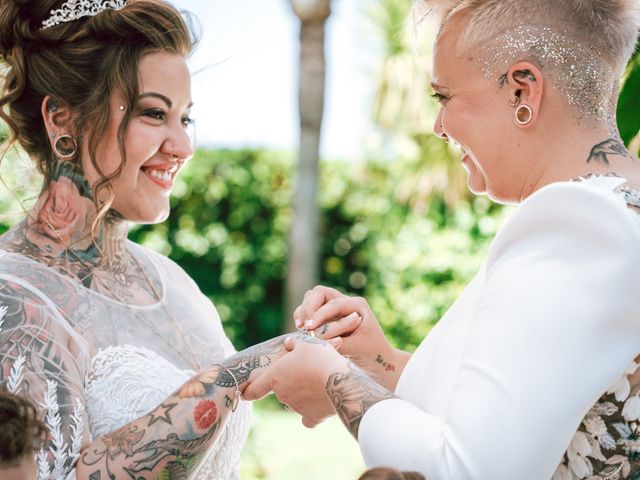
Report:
515,104,533,126
53,134,77,159
507,95,520,107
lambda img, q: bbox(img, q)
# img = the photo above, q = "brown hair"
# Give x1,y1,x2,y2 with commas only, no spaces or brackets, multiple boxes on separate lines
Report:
358,466,426,480
0,389,48,467
0,0,197,234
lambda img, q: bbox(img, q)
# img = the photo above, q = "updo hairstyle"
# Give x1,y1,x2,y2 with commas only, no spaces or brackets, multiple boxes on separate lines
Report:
0,0,197,213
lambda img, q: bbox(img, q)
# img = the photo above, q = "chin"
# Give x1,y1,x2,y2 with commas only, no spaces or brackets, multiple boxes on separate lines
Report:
138,208,171,225
113,204,171,224
466,173,487,196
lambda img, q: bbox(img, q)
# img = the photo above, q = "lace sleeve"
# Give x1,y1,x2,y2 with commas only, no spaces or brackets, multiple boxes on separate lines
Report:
0,277,90,480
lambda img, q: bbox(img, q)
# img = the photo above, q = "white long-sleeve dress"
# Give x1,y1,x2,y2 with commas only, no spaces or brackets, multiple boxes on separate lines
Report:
0,242,250,479
359,176,640,480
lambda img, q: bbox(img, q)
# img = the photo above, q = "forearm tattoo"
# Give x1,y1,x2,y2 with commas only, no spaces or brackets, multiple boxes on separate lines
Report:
326,362,396,439
216,336,286,386
375,353,396,372
78,335,288,479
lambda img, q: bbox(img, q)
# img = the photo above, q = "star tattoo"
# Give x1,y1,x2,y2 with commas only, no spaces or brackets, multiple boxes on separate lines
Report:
146,402,177,426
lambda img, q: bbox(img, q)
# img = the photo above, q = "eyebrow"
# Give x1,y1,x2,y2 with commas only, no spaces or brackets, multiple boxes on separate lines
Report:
139,92,172,107
430,82,449,91
138,92,195,110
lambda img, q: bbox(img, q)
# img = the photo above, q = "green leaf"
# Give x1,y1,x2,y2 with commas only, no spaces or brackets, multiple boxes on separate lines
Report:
617,52,640,146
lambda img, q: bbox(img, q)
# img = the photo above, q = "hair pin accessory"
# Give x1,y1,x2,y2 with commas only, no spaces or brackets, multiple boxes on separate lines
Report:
41,0,127,30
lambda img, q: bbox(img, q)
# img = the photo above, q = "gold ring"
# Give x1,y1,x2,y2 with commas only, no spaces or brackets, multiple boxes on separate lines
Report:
308,329,316,338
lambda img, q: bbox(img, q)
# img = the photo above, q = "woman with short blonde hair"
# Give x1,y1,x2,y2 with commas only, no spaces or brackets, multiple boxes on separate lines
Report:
244,1,640,479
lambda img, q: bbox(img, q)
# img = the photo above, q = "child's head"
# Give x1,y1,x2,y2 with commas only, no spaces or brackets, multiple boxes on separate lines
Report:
0,390,48,480
358,467,426,480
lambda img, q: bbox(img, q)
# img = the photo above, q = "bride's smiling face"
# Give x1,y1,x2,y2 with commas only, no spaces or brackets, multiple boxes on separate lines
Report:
83,51,195,224
430,14,530,203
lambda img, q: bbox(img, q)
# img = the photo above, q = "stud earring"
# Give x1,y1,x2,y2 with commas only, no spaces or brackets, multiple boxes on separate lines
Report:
515,104,533,126
119,105,125,111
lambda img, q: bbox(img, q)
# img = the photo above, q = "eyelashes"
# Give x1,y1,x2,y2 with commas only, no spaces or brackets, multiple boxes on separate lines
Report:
140,108,194,127
430,92,448,104
141,108,165,121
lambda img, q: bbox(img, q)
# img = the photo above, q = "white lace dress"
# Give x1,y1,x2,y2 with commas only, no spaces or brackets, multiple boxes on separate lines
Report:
0,242,251,479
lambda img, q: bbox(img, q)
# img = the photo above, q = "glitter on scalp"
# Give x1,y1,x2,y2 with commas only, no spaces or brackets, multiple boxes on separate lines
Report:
476,25,615,126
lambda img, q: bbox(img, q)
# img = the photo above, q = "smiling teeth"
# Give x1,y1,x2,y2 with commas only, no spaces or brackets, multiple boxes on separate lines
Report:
148,169,172,182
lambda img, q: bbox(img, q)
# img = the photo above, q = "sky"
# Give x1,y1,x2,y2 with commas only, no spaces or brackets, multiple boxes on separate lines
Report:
172,0,380,160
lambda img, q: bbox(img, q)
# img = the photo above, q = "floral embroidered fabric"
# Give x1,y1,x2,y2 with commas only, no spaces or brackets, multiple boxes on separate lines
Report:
553,359,640,480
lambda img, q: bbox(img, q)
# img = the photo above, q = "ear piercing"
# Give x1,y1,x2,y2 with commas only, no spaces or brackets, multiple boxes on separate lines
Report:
508,94,532,126
119,105,125,111
515,104,533,125
507,95,520,107
53,134,77,159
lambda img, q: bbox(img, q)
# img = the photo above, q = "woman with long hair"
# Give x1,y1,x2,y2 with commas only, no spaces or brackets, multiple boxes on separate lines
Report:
0,1,290,478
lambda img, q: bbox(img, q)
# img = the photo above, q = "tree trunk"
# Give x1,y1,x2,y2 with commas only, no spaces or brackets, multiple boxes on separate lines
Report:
284,3,330,332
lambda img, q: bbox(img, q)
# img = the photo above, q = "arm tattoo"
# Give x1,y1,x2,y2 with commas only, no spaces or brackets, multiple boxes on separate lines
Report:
146,402,177,426
375,354,396,372
587,138,634,165
326,362,396,439
216,336,286,386
79,335,291,478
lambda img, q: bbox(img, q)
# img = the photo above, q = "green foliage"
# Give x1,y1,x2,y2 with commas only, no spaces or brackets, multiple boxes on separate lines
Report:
126,148,505,351
0,147,505,351
618,48,640,150
129,149,294,350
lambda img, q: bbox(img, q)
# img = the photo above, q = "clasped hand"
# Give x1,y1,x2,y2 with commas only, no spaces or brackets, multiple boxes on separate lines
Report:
242,286,403,427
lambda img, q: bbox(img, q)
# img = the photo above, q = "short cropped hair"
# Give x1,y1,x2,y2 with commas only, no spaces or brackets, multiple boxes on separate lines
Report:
419,0,640,118
431,0,639,70
0,389,48,467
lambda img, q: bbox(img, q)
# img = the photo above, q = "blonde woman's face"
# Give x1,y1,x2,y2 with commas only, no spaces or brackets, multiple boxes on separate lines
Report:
430,14,530,203
83,51,194,224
